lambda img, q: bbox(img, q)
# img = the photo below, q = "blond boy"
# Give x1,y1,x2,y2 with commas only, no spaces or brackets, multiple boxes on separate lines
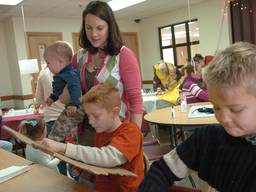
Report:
139,42,256,191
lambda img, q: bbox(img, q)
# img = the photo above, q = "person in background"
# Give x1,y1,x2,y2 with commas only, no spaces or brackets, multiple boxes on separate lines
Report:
139,42,256,192
19,118,59,172
180,64,208,104
48,0,143,144
44,41,81,116
35,67,65,136
35,67,69,176
153,61,181,92
40,83,144,192
193,53,204,72
0,100,13,152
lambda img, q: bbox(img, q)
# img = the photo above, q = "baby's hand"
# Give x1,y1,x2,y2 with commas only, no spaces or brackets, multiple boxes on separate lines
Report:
46,98,54,106
66,106,77,116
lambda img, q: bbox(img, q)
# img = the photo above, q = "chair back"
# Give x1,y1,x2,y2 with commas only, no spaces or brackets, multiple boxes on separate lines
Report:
168,185,202,192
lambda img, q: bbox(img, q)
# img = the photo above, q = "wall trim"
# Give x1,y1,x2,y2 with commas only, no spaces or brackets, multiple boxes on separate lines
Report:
0,94,33,101
142,80,153,84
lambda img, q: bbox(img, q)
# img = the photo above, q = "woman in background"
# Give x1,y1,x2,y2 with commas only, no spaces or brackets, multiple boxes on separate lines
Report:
153,61,181,92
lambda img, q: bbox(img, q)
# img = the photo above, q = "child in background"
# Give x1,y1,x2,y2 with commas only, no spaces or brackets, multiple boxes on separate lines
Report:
40,83,144,192
35,67,65,136
180,64,208,103
19,119,59,172
139,42,256,191
44,41,81,116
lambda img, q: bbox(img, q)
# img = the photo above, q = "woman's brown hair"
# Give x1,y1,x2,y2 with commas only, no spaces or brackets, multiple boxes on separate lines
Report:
79,1,123,55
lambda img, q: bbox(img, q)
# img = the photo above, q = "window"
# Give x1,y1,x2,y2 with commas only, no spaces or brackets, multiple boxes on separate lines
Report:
159,19,200,67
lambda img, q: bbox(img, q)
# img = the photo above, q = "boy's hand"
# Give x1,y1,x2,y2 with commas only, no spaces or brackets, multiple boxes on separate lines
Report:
38,138,67,154
66,106,77,116
46,98,54,106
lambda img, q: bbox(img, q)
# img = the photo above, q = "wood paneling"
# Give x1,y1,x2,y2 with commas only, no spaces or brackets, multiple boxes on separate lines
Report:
72,32,81,52
0,94,33,101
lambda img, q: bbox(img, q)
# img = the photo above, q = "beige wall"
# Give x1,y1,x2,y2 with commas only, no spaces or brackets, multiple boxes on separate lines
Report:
138,0,231,80
0,16,139,108
0,0,231,108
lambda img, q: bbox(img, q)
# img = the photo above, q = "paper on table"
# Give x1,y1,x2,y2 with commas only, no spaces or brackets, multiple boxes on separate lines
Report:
188,105,215,118
0,165,30,183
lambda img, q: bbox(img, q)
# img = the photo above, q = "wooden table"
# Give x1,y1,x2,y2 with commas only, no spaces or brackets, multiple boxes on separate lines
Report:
0,149,93,192
144,102,219,145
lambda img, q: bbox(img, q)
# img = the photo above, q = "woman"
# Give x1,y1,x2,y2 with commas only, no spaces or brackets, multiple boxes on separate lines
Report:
49,1,143,144
153,61,181,92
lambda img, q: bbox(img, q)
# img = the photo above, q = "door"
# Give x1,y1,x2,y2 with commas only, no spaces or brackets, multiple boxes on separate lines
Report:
121,32,140,62
26,32,63,95
72,32,81,52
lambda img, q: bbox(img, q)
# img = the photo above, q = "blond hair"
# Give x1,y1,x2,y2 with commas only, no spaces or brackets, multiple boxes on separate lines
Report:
81,83,121,111
18,119,45,140
44,41,74,64
203,42,256,93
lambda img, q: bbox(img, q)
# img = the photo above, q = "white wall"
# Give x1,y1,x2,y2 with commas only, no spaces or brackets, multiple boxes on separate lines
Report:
0,16,139,108
0,22,13,96
138,0,231,80
0,21,15,108
0,0,232,108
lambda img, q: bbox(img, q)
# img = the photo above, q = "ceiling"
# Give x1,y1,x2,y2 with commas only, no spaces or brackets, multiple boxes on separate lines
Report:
0,0,207,22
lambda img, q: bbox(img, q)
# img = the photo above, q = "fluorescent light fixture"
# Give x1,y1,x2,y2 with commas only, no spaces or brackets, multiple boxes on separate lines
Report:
0,0,23,5
108,0,146,11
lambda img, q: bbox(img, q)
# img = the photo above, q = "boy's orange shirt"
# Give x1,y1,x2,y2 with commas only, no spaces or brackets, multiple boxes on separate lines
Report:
94,121,144,192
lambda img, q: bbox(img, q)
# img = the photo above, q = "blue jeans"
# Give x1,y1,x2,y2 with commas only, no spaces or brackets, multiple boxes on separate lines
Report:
0,140,13,152
46,120,55,137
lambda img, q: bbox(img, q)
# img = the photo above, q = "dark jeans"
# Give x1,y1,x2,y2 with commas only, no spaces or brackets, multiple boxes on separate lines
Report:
46,120,55,137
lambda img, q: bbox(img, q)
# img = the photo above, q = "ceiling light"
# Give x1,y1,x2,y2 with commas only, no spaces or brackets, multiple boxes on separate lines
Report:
108,0,146,11
0,0,23,5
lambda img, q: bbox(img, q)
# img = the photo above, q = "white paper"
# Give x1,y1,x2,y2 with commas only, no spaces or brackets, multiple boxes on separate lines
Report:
0,165,30,183
188,105,214,118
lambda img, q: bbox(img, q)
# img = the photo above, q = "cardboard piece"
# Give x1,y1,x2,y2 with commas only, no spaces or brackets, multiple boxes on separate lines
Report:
2,125,137,177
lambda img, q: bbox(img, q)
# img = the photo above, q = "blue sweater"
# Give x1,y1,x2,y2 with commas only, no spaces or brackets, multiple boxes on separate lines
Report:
139,125,256,192
50,64,81,107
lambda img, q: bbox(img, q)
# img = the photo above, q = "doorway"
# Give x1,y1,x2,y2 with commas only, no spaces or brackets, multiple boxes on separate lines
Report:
26,32,63,95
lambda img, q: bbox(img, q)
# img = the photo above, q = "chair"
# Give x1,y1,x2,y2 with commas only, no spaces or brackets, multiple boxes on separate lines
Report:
142,111,172,161
142,113,198,189
141,111,158,146
204,55,214,66
168,185,202,192
12,138,26,157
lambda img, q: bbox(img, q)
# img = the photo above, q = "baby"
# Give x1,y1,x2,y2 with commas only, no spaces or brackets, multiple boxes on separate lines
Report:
44,41,81,116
